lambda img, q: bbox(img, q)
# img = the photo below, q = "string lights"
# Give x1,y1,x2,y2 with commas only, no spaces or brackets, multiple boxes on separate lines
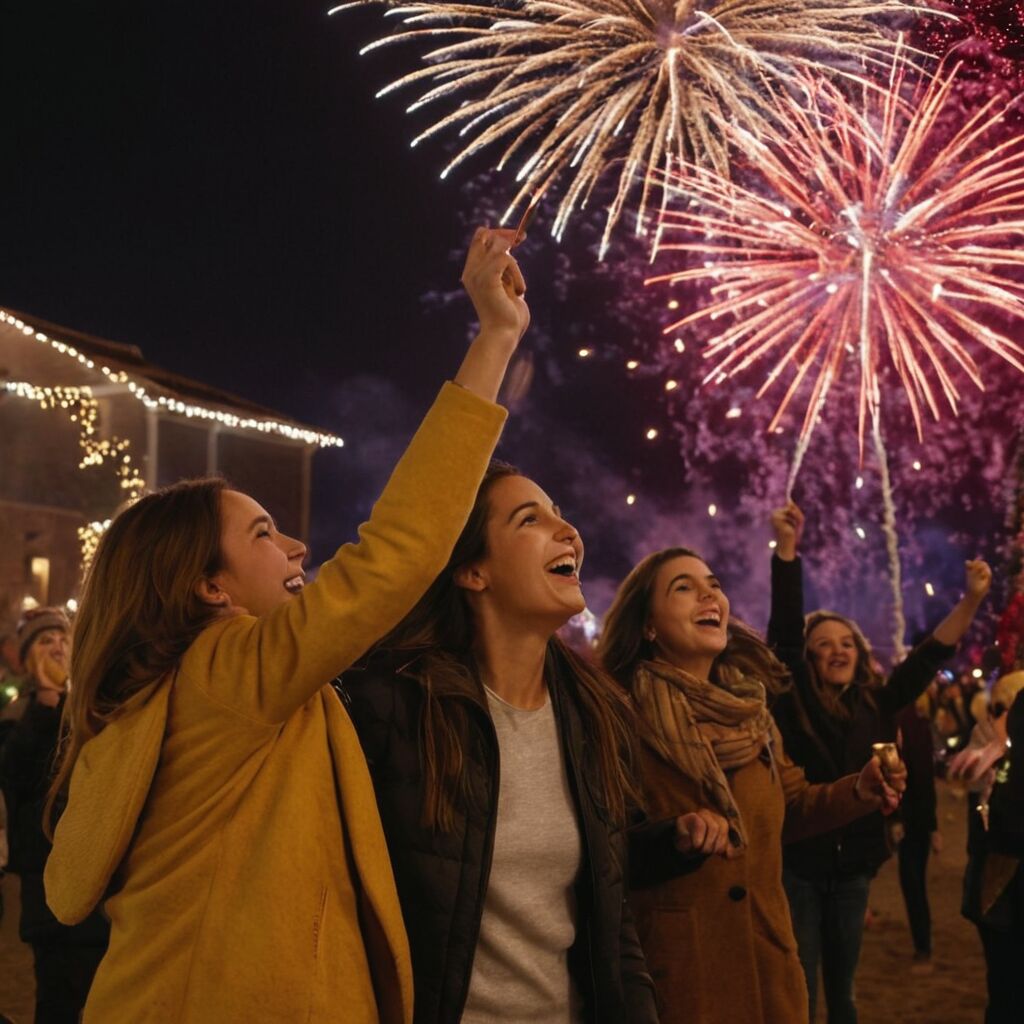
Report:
0,309,345,448
4,379,144,566
2,307,345,570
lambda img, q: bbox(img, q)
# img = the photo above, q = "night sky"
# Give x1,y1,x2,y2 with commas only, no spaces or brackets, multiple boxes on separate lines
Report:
2,2,1015,646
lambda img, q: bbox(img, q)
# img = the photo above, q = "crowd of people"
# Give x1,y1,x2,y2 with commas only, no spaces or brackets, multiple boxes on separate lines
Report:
0,233,1021,1024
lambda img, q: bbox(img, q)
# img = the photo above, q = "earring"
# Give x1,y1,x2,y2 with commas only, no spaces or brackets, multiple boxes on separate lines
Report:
646,629,656,642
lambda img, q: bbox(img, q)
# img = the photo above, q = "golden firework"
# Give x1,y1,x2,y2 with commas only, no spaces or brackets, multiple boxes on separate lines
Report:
335,0,925,256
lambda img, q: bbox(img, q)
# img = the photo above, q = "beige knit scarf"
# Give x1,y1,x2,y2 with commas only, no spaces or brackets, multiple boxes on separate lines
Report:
631,659,776,849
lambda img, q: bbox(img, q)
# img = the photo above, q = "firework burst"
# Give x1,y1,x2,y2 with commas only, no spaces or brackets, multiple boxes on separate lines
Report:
653,56,1024,458
336,0,925,256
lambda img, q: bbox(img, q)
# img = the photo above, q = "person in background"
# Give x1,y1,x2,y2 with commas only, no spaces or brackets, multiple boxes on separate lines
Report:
0,608,109,1023
597,546,903,1024
895,691,941,973
768,501,991,1024
0,631,31,724
951,673,1024,1024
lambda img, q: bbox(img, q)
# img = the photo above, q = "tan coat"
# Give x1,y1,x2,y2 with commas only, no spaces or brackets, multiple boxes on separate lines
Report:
630,723,865,1024
45,383,506,1023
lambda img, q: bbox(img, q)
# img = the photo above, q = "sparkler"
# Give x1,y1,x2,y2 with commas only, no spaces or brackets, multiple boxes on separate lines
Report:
653,57,1024,459
336,0,926,257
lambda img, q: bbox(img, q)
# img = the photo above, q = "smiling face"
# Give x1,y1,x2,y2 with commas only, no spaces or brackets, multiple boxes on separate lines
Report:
205,490,308,618
806,618,858,688
647,555,730,677
458,474,585,630
29,627,70,669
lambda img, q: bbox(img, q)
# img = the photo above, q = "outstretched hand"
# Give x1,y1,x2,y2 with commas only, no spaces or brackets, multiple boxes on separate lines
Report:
770,501,804,560
461,227,530,343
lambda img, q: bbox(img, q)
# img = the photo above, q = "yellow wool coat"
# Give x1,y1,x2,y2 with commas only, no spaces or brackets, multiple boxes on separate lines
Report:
45,383,506,1023
629,722,866,1024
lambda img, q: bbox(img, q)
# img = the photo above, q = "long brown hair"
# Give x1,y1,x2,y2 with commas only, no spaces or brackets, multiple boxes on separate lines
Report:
369,462,639,831
803,610,882,720
46,477,227,835
598,546,791,696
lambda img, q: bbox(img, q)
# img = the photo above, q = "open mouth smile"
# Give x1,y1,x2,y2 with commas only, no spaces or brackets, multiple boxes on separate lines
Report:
546,554,580,581
694,609,722,628
283,573,306,594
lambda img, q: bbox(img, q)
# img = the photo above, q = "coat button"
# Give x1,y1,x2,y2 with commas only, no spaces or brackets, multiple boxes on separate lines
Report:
728,885,747,902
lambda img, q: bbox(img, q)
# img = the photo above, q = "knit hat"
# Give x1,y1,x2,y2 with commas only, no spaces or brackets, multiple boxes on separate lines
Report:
16,606,71,663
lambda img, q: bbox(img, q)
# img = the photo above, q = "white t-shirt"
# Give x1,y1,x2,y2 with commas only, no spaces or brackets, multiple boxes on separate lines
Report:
461,687,585,1024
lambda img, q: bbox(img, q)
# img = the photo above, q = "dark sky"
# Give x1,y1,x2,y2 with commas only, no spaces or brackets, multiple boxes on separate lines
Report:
2,1,461,404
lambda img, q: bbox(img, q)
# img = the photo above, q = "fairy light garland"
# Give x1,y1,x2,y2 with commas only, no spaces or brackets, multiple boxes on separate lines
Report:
0,309,344,448
4,379,145,566
3,307,344,570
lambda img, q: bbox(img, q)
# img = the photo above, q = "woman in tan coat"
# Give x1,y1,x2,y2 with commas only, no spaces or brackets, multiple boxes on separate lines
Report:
598,546,904,1024
43,227,527,1023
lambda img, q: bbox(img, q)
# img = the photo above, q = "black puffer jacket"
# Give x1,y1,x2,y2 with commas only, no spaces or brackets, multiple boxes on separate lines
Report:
768,556,954,880
340,646,659,1024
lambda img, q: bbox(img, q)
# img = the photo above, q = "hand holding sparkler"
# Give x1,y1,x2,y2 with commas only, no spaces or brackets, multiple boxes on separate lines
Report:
855,746,906,814
454,227,530,404
770,501,804,562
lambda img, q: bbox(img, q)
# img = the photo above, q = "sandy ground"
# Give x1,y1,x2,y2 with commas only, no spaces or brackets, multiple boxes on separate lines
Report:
0,782,990,1023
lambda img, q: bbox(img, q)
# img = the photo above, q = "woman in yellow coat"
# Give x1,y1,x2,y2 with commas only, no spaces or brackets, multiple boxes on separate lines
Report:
43,228,527,1023
598,547,904,1024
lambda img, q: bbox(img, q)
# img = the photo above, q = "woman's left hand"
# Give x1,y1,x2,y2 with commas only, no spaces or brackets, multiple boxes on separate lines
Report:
855,754,905,813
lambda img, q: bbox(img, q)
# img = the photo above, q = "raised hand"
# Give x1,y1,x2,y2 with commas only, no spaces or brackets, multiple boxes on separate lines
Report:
965,560,993,603
454,227,531,402
460,227,529,344
770,501,805,561
933,558,994,647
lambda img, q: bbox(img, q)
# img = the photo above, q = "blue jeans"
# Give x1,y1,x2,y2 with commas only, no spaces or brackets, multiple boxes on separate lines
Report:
783,867,871,1024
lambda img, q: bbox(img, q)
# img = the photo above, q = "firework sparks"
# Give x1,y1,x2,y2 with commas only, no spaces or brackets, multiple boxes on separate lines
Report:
336,0,925,257
653,55,1024,457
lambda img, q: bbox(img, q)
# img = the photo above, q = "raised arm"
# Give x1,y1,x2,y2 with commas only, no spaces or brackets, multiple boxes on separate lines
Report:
932,560,992,647
193,229,528,722
767,502,806,657
453,226,529,401
879,560,992,713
